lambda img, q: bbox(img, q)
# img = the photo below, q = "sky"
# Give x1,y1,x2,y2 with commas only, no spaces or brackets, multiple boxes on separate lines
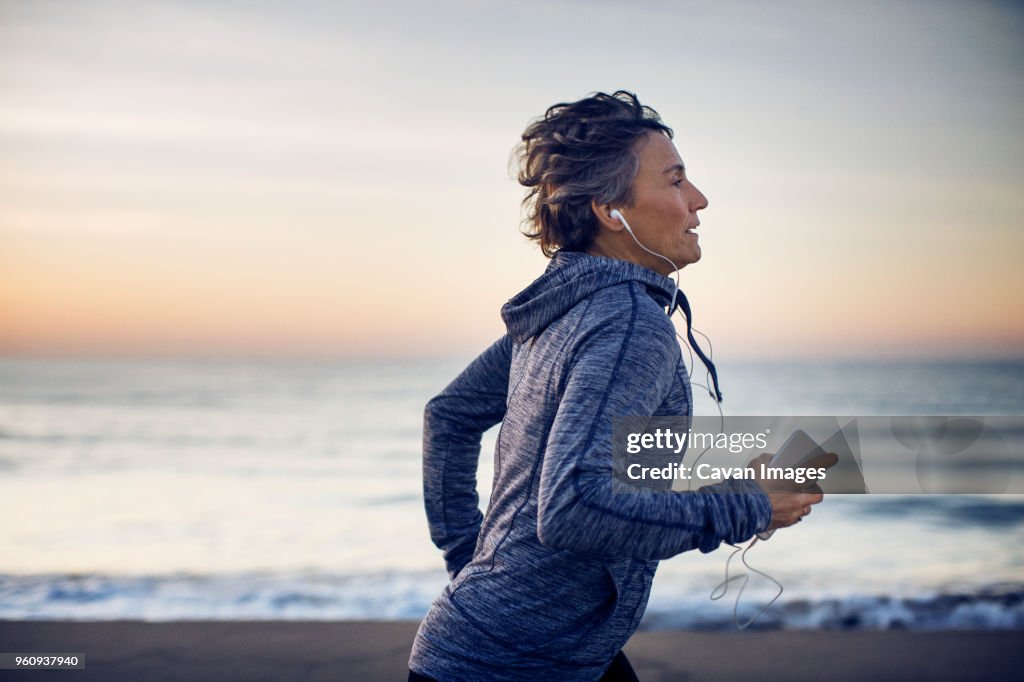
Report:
1,0,1022,360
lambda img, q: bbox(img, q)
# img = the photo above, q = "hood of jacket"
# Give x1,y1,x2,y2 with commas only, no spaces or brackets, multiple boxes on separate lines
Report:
500,251,676,344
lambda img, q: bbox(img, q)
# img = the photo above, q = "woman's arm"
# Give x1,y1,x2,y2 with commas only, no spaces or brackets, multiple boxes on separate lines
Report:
423,335,511,578
536,294,771,560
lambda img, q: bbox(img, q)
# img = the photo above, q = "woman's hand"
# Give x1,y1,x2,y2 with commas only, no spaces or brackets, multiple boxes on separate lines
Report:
749,451,838,531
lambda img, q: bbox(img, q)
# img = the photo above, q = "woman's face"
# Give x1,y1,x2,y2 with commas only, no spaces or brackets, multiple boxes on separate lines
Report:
620,132,708,274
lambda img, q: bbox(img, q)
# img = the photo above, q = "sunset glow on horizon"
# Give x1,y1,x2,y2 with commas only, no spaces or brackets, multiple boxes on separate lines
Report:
2,0,1022,360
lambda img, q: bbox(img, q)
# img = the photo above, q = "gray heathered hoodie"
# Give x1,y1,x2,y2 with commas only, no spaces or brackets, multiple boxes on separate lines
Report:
409,251,771,681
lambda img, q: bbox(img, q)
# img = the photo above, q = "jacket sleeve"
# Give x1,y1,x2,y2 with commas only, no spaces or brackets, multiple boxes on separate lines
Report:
536,291,771,560
423,335,511,578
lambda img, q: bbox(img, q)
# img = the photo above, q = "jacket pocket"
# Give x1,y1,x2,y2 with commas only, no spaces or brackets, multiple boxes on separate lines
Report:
626,560,658,632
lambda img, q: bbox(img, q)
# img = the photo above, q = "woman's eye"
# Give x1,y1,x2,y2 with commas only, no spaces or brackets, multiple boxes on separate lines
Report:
672,179,684,187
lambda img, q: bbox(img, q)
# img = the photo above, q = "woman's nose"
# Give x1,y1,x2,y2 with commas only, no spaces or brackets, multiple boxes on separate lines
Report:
691,184,709,211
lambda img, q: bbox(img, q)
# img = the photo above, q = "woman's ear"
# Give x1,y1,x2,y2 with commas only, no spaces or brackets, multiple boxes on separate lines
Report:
591,199,625,232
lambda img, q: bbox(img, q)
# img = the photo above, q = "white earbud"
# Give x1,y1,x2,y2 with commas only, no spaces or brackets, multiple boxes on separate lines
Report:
609,208,631,233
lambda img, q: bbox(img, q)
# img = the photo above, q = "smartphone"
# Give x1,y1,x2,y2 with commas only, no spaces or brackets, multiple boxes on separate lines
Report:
756,430,827,541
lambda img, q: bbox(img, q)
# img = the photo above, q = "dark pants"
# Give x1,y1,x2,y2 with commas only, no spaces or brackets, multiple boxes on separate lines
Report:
408,650,639,681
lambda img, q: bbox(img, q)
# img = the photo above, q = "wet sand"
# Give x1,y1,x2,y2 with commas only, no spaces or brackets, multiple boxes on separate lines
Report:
0,620,1021,681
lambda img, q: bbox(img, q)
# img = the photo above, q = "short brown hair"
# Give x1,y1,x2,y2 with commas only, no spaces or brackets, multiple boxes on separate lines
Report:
514,91,673,257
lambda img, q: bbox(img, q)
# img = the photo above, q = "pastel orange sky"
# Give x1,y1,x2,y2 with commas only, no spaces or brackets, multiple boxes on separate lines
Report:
2,0,1022,360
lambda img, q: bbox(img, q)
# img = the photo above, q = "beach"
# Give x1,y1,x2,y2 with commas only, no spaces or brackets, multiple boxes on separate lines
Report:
1,620,1022,681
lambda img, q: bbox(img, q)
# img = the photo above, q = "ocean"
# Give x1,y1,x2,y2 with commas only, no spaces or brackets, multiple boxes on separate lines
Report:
1,356,1022,630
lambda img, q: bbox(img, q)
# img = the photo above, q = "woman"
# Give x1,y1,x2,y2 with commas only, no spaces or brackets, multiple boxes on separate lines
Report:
408,91,823,681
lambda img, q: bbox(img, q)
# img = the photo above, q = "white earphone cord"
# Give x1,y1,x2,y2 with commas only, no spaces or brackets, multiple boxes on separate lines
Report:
678,320,783,628
612,209,681,315
711,537,785,630
617,208,721,489
615,208,784,630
